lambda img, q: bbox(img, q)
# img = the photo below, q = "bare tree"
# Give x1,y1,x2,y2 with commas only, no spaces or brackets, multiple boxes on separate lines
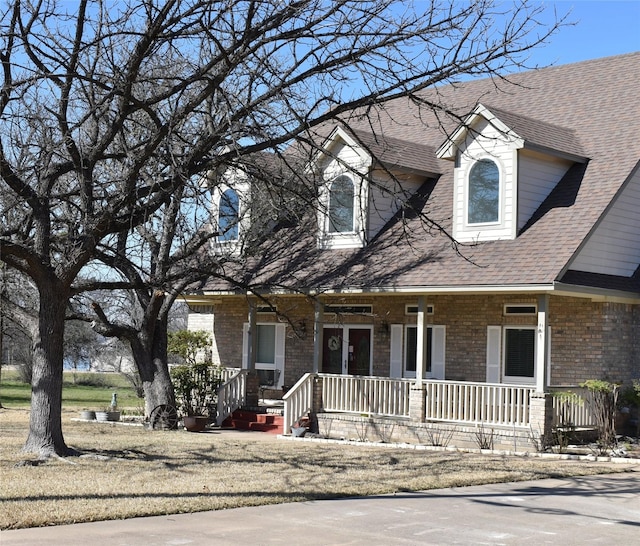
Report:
0,0,563,456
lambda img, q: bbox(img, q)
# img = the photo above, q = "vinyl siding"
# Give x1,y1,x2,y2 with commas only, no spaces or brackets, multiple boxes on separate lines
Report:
517,150,572,231
569,167,640,276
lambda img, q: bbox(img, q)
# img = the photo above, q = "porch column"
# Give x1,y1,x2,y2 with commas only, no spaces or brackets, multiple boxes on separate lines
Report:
312,300,323,373
530,294,552,446
415,295,429,385
247,299,257,372
535,294,549,393
245,299,259,407
410,295,428,422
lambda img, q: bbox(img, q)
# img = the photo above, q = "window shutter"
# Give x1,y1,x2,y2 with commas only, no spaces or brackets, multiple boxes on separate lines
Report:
242,323,249,369
389,324,403,378
431,326,446,380
486,326,501,383
274,323,286,387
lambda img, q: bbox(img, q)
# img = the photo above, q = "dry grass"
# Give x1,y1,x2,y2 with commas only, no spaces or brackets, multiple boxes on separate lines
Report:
0,407,631,530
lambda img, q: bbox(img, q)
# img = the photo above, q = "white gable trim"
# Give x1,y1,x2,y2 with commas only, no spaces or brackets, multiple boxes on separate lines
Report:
436,103,524,160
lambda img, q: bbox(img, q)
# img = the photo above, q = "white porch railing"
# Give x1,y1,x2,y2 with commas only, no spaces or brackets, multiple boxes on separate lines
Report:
551,386,597,428
423,380,533,427
320,374,412,418
219,366,241,383
283,373,315,434
216,369,247,426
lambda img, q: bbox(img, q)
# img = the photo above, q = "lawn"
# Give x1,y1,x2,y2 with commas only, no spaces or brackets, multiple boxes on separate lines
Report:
0,370,142,411
0,407,633,530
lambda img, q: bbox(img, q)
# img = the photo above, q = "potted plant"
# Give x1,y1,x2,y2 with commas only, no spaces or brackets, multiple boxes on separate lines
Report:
168,330,223,432
80,409,96,420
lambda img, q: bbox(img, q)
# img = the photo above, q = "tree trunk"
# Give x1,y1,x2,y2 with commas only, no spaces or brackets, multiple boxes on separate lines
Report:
131,316,175,418
23,286,69,456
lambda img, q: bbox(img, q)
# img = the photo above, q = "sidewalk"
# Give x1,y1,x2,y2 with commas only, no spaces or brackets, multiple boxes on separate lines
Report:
2,470,639,545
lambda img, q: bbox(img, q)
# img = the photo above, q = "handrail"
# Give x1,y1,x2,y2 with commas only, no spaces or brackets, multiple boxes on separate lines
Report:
216,369,247,426
283,373,315,434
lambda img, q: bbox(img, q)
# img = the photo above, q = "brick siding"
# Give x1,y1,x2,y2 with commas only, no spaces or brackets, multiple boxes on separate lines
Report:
189,293,639,388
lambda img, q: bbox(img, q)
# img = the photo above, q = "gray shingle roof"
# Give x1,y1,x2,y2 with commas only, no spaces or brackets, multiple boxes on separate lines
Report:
200,53,640,295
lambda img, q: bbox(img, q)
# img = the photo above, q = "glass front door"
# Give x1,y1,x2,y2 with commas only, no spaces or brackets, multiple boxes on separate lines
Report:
322,326,372,375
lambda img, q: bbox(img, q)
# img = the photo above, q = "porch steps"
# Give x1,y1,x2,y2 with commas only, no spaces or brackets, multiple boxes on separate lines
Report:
223,409,285,434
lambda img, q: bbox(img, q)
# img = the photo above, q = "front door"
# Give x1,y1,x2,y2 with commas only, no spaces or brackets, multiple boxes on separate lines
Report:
322,326,372,375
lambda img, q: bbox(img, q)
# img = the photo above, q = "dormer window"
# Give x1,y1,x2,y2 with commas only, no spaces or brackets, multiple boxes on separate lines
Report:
468,159,500,225
218,188,239,242
328,175,355,233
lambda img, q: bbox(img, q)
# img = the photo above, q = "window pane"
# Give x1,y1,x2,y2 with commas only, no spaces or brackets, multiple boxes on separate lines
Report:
218,189,239,241
256,324,275,364
405,327,432,374
468,159,499,224
329,176,354,233
406,327,417,372
505,329,535,377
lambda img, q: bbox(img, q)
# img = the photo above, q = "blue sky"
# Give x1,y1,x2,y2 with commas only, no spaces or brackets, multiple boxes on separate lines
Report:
525,1,640,66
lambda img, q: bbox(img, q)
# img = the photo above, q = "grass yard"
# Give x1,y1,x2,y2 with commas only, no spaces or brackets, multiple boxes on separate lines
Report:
0,370,142,411
1,407,634,530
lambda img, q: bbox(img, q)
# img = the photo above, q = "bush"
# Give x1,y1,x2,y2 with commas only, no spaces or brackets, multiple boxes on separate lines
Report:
170,361,223,417
580,379,619,451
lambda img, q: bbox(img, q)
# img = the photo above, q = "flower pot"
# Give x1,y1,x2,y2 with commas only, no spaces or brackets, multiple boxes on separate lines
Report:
96,411,121,422
183,415,208,432
80,410,96,420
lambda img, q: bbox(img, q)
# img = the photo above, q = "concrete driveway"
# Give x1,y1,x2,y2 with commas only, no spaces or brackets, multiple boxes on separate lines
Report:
2,470,639,545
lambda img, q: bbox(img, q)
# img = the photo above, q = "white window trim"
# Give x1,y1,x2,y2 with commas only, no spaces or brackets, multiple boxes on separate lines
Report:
405,304,434,315
211,180,249,251
503,304,537,316
390,324,445,380
318,171,368,250
242,322,285,388
464,157,503,228
502,325,536,385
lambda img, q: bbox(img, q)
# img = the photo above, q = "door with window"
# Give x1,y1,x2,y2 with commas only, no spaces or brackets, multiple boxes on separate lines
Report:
322,326,372,375
242,323,285,388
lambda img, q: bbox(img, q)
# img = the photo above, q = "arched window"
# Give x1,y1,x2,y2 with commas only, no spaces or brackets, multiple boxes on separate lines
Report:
218,188,239,241
468,159,499,224
328,175,354,233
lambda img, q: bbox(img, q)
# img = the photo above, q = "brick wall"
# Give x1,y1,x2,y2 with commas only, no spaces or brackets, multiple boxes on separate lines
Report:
189,293,639,388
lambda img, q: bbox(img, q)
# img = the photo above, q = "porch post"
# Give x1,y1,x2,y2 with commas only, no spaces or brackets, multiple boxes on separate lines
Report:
245,299,259,407
415,295,429,385
247,299,257,372
535,294,549,393
530,294,552,445
312,300,323,373
410,295,428,422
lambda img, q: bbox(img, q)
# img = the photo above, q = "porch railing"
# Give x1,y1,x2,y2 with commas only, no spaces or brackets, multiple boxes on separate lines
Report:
550,386,597,428
283,373,315,434
320,374,412,418
216,369,247,426
219,366,241,384
423,380,534,427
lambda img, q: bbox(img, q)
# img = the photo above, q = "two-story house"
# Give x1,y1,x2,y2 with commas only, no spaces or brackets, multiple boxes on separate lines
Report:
184,53,640,447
